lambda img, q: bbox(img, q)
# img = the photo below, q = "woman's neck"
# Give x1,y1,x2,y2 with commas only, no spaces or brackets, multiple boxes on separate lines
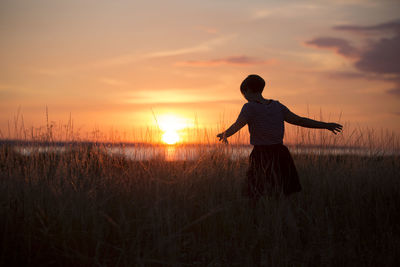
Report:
247,94,269,103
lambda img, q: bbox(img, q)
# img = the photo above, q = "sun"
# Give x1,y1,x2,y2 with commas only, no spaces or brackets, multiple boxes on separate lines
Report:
162,130,180,145
156,114,188,145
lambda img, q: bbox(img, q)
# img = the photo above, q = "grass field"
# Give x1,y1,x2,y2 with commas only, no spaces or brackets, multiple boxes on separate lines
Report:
1,140,399,266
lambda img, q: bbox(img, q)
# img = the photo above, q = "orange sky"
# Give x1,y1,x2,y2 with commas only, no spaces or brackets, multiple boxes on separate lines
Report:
1,0,400,142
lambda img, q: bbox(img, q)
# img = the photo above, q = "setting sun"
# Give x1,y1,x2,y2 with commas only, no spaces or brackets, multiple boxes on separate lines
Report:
157,114,190,145
162,131,180,145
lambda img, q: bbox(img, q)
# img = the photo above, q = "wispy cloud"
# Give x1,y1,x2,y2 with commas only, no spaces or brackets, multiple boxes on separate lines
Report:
328,0,380,7
252,9,274,19
250,3,322,20
144,35,236,58
144,46,210,58
31,52,143,76
30,35,236,76
120,99,243,109
176,56,277,67
126,89,236,104
333,19,400,33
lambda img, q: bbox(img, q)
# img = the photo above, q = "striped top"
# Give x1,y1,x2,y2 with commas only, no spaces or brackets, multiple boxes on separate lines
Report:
236,100,289,145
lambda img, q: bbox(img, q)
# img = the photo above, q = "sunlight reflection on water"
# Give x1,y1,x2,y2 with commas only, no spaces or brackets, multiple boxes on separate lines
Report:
105,145,252,161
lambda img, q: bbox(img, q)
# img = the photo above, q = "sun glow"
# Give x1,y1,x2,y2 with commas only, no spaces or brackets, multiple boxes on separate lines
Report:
157,114,190,145
162,131,180,145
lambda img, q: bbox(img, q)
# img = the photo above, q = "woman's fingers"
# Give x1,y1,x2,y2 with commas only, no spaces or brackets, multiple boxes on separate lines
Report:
335,124,343,133
217,133,228,143
328,123,343,134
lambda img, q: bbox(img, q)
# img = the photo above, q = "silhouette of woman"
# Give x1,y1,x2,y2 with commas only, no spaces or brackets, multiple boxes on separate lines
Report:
217,74,342,200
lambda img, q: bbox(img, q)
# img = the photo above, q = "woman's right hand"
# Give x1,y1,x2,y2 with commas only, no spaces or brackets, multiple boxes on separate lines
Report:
217,132,229,144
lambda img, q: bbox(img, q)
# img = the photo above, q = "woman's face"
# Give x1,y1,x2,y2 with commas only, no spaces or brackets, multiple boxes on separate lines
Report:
242,91,255,101
242,91,249,100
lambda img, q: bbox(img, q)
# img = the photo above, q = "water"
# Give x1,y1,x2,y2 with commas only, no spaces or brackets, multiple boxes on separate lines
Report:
13,145,251,161
11,144,400,161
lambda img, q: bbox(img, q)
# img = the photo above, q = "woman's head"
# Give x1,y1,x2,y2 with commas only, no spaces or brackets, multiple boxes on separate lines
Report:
240,74,265,95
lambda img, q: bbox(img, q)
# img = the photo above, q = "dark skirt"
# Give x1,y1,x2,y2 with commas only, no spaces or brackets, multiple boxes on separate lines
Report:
244,144,301,199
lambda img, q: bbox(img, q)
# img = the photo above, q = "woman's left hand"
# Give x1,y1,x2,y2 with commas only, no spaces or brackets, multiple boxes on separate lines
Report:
326,123,343,135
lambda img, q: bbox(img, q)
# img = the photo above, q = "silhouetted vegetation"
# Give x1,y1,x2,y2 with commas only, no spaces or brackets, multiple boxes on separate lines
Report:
1,139,399,266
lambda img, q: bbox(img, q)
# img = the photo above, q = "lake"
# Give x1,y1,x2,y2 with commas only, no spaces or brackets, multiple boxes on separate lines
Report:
7,141,399,161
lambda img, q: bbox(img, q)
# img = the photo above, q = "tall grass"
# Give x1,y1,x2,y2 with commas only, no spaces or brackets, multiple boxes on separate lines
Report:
3,109,399,150
1,113,400,266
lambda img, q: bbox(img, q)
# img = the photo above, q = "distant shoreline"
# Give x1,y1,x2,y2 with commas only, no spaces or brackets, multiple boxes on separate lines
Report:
0,138,377,150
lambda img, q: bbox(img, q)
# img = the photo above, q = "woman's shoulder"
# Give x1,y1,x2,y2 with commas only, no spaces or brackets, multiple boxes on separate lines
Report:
271,100,290,113
264,99,280,107
270,99,285,106
244,99,285,109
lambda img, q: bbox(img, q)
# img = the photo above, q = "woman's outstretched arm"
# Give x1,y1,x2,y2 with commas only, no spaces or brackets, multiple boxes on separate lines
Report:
217,120,247,143
284,110,343,134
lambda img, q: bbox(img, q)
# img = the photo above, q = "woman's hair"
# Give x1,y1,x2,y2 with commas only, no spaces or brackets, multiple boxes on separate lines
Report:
240,74,265,94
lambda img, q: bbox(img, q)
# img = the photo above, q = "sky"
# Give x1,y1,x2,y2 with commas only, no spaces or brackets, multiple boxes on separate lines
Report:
1,0,400,142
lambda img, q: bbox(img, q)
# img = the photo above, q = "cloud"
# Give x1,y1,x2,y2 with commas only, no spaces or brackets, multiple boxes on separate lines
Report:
333,19,400,34
145,45,210,58
126,89,236,104
144,35,236,58
119,99,243,109
306,19,400,97
323,71,371,80
347,20,400,95
355,35,400,75
250,3,322,20
31,35,236,76
387,87,400,96
176,56,276,67
305,37,359,58
332,19,400,75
